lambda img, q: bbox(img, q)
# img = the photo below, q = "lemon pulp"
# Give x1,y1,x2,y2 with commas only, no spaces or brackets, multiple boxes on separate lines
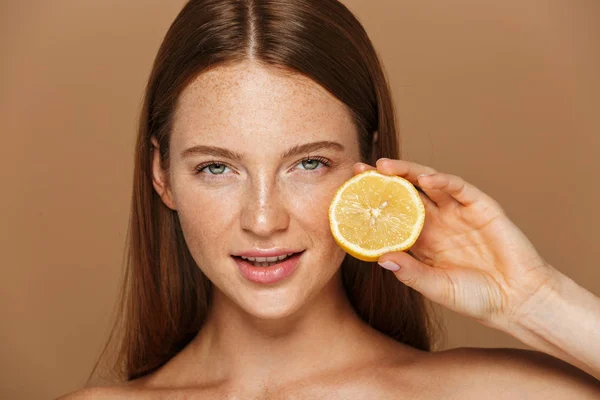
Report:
329,170,425,262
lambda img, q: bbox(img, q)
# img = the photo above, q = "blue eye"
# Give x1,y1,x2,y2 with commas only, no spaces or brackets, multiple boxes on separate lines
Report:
297,157,331,171
194,157,331,177
195,162,230,175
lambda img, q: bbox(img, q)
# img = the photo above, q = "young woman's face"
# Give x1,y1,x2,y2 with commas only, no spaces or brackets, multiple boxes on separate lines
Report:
154,62,362,319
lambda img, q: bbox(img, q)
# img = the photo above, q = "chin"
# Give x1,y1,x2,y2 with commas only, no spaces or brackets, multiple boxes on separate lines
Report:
233,280,312,320
241,299,304,320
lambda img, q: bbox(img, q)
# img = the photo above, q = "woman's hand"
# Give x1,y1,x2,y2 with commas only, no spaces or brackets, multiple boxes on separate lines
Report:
354,158,559,328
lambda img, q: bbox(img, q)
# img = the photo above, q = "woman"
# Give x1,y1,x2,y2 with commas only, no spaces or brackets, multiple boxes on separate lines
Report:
61,0,600,398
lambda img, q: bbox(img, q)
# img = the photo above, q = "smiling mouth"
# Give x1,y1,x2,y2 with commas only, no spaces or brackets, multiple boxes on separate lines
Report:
232,251,305,285
232,252,303,267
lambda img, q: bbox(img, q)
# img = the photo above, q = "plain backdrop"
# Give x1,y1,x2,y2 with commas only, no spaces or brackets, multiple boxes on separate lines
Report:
1,1,599,398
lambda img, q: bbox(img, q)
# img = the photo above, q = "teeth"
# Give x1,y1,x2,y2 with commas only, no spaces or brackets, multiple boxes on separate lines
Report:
240,253,294,262
257,262,273,267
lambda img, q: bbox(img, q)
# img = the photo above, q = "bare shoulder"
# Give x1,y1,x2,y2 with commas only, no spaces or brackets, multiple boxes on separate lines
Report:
426,347,600,399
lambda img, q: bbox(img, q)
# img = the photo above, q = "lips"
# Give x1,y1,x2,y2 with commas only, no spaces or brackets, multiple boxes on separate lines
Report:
233,251,304,285
234,249,303,258
240,253,295,266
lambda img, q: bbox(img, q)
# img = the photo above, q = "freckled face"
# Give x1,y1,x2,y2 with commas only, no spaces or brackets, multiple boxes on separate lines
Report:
160,62,362,319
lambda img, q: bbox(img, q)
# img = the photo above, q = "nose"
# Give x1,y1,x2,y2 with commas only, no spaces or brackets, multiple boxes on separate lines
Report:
239,176,290,238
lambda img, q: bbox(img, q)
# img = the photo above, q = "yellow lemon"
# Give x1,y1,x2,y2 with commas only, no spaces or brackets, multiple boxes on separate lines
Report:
329,170,426,262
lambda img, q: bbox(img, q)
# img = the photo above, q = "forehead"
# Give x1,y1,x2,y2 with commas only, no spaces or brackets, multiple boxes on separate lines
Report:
171,61,358,149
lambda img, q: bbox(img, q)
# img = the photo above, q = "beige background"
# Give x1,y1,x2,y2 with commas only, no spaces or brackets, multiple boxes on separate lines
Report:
1,1,599,398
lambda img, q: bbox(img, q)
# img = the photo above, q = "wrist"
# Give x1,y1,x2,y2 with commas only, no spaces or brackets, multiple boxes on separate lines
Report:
510,263,563,330
499,266,600,377
484,263,561,333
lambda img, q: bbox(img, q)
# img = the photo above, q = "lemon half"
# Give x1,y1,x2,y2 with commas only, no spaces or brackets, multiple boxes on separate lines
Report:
329,170,426,262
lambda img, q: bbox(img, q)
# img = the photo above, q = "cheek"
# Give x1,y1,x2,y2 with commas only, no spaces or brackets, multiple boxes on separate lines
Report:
172,182,239,260
282,177,343,250
288,181,348,287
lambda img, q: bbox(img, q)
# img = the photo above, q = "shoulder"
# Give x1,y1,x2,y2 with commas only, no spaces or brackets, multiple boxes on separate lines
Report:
425,347,600,399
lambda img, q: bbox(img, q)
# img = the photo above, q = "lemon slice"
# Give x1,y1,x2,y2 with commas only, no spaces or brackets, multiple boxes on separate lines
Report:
329,170,426,262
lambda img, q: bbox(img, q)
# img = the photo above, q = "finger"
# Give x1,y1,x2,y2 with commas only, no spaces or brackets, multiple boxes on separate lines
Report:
375,158,437,183
353,162,375,175
417,172,491,208
378,251,453,306
375,158,456,207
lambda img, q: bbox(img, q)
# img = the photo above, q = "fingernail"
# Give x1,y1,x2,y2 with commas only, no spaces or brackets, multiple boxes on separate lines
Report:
417,173,434,179
378,261,400,272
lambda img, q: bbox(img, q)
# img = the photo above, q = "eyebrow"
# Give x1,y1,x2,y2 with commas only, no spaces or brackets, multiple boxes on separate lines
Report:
181,140,345,160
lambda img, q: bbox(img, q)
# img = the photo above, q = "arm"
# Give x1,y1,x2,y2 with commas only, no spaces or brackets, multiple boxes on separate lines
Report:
354,159,600,384
499,268,600,380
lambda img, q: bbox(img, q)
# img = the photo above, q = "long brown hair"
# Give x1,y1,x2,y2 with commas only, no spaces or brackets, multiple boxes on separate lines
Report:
90,0,442,384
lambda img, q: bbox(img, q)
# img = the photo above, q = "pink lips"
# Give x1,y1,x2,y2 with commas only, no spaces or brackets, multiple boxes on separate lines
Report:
233,252,303,284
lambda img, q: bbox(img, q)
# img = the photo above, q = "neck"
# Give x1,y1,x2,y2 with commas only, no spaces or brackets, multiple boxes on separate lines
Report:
188,271,373,386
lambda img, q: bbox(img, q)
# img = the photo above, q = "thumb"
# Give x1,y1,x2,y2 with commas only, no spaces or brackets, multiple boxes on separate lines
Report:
378,252,450,304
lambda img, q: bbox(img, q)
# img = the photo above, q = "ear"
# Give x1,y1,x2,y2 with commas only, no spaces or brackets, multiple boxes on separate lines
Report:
150,137,177,210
